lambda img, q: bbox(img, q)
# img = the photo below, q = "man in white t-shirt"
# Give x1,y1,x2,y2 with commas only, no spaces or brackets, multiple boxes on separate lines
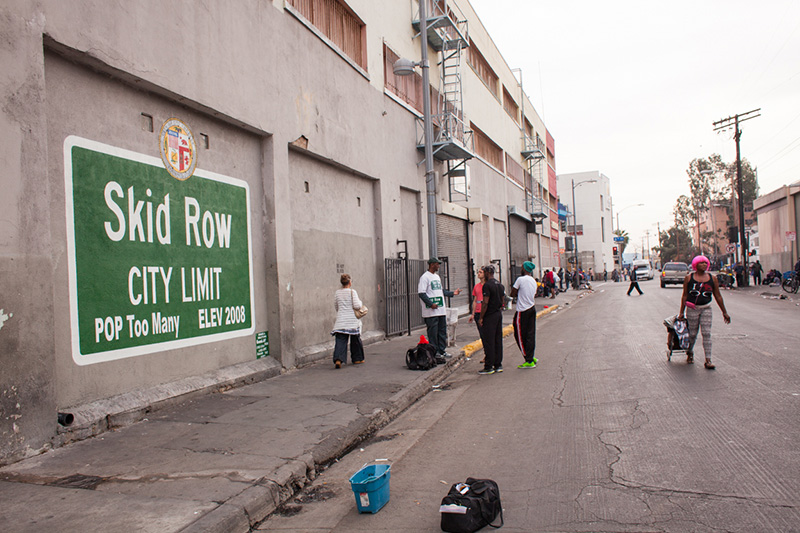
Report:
418,257,461,359
510,261,538,368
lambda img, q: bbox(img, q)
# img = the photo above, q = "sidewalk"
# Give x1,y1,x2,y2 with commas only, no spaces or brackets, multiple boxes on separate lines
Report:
0,290,578,533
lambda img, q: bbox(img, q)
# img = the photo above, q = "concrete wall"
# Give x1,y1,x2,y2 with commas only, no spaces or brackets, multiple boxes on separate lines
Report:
0,0,556,464
754,185,800,271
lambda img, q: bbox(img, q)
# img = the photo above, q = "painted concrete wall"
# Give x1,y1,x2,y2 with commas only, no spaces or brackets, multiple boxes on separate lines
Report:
0,0,556,464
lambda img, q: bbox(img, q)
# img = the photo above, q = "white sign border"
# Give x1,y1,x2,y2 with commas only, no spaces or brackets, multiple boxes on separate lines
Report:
64,135,256,366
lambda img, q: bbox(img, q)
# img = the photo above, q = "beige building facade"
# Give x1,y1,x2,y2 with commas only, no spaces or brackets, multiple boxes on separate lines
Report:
753,183,800,272
0,0,557,464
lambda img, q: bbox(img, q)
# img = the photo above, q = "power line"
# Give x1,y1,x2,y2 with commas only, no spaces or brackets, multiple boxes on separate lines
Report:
759,134,800,168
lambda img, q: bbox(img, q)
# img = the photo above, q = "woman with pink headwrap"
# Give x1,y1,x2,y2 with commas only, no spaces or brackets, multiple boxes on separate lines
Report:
679,255,731,369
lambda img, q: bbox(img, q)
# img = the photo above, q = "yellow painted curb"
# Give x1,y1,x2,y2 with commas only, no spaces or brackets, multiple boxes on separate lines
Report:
459,305,559,358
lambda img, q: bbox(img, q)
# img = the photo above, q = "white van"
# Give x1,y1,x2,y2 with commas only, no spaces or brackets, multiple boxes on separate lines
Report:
631,259,653,280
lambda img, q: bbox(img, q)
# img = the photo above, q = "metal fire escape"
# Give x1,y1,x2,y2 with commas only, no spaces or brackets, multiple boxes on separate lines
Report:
412,0,474,180
522,133,548,222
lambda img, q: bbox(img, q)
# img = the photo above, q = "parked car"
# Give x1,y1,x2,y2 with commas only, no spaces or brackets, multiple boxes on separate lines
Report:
660,262,689,287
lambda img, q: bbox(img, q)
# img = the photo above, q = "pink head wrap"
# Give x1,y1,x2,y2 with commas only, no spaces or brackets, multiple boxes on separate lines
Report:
691,255,710,270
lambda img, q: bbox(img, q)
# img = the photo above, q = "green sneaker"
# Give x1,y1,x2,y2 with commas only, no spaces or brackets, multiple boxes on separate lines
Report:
533,357,538,365
517,361,536,369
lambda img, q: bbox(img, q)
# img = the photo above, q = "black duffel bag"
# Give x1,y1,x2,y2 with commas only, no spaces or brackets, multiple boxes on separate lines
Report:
440,477,503,533
406,342,437,370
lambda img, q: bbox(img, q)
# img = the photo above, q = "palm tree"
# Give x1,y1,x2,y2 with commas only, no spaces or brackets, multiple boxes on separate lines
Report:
613,229,629,256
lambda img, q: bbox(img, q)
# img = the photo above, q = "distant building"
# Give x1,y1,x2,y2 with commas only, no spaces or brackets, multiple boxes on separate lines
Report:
557,171,614,275
753,182,800,271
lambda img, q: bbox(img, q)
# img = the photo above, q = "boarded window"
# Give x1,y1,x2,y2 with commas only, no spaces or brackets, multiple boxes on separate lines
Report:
384,44,424,112
524,119,533,139
505,152,525,186
471,122,503,170
502,86,519,123
467,40,498,98
288,0,367,70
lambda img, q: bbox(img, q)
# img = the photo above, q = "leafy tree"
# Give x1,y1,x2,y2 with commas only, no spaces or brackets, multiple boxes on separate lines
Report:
674,195,693,229
684,154,759,231
656,226,694,263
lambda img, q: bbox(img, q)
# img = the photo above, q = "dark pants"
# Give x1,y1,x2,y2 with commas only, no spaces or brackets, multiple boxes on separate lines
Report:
513,306,536,362
333,333,364,363
424,315,448,355
753,272,762,285
473,312,482,335
480,311,503,370
627,281,643,295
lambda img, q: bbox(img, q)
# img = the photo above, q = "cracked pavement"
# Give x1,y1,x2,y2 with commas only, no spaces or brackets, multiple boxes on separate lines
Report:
262,280,800,532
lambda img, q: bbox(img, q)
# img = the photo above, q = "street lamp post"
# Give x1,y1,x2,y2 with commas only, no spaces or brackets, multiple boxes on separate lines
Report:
615,203,644,234
393,1,437,257
614,203,644,266
571,178,597,270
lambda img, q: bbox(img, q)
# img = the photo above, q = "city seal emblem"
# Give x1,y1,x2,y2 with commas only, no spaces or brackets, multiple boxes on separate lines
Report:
159,118,197,180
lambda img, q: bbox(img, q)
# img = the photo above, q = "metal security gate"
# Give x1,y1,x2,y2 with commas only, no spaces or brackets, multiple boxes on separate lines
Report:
384,257,451,337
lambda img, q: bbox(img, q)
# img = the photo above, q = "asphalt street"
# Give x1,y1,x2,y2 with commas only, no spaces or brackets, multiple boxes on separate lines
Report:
262,278,800,532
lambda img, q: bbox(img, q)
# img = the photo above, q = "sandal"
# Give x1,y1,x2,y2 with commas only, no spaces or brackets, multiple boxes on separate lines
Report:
704,361,715,370
686,353,694,364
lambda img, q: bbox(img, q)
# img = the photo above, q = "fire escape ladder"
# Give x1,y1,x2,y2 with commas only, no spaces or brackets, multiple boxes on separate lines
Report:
412,0,474,163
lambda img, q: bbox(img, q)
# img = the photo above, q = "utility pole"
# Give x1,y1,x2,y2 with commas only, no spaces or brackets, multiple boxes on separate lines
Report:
713,108,760,287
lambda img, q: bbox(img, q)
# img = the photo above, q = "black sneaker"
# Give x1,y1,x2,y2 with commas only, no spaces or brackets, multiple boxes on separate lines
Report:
494,366,503,373
477,368,495,375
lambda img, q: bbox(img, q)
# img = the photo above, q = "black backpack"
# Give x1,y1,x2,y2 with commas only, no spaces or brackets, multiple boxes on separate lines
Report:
406,342,437,370
440,478,503,533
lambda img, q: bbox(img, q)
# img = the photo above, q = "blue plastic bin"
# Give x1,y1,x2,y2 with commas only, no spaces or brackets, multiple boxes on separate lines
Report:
349,463,391,513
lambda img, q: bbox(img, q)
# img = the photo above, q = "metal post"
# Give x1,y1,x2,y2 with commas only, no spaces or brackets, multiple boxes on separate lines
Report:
572,179,579,270
735,115,749,286
419,0,437,258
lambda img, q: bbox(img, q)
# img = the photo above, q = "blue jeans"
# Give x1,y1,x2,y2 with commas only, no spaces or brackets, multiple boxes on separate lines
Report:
424,315,448,355
333,333,364,363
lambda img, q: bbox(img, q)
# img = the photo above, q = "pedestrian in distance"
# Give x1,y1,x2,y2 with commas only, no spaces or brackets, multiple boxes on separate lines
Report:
734,261,745,287
510,261,538,369
557,267,565,291
603,268,608,282
626,266,643,296
331,274,365,369
680,255,731,369
418,257,461,361
751,260,763,285
551,269,560,298
467,266,485,333
478,264,505,375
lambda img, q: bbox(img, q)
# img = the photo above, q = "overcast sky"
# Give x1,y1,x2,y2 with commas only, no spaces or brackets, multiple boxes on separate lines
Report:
469,0,800,254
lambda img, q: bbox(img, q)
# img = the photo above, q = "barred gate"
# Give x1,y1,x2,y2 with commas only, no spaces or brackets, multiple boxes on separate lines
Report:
384,257,450,337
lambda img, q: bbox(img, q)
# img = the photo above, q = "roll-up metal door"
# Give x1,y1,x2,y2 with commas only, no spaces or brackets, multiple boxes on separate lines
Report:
436,214,469,309
508,215,529,282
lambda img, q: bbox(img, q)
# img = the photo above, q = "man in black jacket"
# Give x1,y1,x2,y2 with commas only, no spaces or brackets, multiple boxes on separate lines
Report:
627,267,643,296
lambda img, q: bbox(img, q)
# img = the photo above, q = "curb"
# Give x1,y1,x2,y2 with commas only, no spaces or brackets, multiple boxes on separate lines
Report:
187,343,468,532
459,304,560,359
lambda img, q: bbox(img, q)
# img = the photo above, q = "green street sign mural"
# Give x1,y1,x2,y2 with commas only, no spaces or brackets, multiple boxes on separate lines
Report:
64,136,255,365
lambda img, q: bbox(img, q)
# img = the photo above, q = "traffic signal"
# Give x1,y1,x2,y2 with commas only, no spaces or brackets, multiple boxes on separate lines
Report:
727,226,738,243
613,246,618,256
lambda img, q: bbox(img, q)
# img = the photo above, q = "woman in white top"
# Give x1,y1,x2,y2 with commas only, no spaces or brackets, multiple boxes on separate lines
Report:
331,273,365,369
